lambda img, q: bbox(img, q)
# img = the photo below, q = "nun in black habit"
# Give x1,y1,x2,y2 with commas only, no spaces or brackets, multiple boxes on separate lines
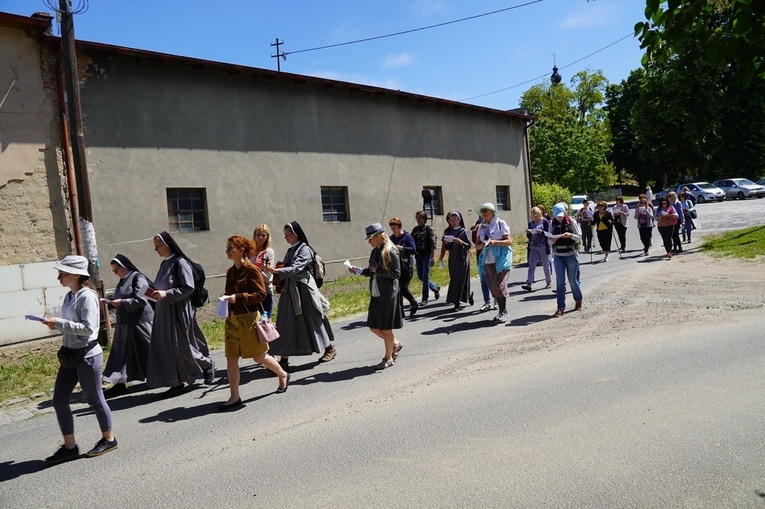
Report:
102,254,154,397
146,232,215,393
264,221,335,369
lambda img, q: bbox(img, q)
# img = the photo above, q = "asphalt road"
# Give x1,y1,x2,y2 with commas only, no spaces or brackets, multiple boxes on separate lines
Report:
1,199,763,508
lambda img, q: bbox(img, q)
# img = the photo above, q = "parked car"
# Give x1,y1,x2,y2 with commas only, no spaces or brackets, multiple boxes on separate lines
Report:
675,182,726,203
757,178,765,187
570,195,593,214
653,186,676,204
712,178,765,200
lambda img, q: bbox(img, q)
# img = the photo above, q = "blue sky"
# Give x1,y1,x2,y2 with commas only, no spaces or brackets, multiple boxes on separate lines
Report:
2,0,648,110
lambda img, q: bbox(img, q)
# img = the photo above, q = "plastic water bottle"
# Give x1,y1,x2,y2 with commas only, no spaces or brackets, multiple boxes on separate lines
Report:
439,260,445,269
260,312,268,323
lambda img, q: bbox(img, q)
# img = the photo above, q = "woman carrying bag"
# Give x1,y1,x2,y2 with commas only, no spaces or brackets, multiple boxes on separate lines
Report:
219,235,290,411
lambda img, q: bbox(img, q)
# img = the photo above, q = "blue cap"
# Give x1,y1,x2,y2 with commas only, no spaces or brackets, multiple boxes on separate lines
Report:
553,203,566,218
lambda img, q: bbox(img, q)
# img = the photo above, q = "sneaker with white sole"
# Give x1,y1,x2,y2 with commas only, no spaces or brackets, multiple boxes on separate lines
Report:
494,311,509,323
479,302,492,312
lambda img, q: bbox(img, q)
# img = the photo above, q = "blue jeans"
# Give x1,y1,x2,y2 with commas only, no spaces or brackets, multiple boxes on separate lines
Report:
554,254,582,311
415,253,439,300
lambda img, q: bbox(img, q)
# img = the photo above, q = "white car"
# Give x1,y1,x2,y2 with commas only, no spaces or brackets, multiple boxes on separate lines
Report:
570,195,593,214
675,182,726,203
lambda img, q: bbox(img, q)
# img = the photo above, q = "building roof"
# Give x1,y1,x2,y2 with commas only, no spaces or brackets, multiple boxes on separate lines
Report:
1,10,534,123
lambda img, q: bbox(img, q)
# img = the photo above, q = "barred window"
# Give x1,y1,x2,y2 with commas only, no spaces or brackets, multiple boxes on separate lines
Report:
166,188,208,232
496,185,510,211
423,186,443,216
321,186,349,222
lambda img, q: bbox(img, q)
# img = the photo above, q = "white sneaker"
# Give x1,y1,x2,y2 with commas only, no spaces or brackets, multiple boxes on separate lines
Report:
479,302,492,312
604,255,609,262
494,311,509,323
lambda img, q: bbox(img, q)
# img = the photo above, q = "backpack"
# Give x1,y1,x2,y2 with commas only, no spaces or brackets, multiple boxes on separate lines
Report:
310,248,325,288
174,257,209,308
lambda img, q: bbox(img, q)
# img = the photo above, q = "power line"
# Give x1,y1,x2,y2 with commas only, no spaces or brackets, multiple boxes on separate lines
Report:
283,0,543,57
459,33,635,102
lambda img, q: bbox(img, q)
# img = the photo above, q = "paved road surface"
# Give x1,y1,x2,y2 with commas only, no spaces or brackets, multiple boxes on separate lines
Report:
1,199,763,508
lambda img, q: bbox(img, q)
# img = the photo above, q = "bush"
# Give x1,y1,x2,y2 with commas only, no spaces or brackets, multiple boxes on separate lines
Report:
531,182,572,215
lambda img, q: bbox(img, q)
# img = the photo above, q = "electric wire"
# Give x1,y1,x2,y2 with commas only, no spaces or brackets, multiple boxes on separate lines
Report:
283,0,543,57
459,33,634,102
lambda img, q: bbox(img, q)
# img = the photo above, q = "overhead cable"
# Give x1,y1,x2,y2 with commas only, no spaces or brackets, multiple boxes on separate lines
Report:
284,0,543,57
459,33,635,102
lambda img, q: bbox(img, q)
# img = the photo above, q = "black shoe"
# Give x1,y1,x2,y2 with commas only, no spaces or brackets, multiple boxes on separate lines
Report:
203,359,216,385
452,305,461,312
163,384,185,397
103,383,128,399
45,445,79,465
85,438,118,458
276,373,290,394
433,287,440,301
278,358,290,372
468,292,474,306
521,284,532,291
218,398,243,411
409,302,418,317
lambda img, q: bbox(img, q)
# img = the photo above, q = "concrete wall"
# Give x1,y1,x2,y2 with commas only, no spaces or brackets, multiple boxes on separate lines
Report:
0,262,68,346
77,52,531,294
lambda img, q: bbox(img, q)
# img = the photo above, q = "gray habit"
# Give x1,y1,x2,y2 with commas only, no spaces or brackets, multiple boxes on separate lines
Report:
102,271,153,383
147,255,212,388
362,247,402,330
443,226,472,305
270,243,334,356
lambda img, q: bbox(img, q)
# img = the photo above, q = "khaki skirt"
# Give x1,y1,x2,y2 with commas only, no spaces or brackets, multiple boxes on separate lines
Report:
225,313,269,358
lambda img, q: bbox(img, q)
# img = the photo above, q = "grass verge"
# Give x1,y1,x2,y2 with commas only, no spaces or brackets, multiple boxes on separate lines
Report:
1,235,529,403
699,225,765,259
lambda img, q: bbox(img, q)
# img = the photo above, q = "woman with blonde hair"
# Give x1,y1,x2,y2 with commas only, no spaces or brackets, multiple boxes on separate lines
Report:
349,223,403,369
250,224,276,318
219,235,289,411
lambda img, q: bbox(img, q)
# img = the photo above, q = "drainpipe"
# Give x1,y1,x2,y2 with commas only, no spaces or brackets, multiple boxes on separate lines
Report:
55,55,82,255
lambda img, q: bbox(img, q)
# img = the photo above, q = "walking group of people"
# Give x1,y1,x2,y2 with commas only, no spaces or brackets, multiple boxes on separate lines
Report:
48,192,681,465
40,221,339,464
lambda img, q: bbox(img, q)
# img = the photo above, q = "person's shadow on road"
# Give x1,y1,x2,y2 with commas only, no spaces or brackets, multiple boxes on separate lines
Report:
0,459,47,481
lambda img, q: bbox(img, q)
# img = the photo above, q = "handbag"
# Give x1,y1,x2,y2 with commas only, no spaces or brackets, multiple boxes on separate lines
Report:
241,299,280,344
255,315,280,344
57,341,97,368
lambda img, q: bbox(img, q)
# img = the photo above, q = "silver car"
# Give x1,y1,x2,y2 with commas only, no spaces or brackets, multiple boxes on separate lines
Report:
712,178,765,200
675,182,726,203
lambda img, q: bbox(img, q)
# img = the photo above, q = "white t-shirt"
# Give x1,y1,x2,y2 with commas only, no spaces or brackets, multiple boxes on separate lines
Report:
478,217,511,263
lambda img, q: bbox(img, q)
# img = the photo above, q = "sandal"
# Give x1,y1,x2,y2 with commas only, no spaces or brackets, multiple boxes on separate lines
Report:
392,342,403,361
374,358,394,370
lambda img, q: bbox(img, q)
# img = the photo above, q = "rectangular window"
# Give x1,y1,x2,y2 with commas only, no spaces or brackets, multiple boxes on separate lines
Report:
166,188,208,232
423,186,443,216
496,185,510,211
321,186,349,222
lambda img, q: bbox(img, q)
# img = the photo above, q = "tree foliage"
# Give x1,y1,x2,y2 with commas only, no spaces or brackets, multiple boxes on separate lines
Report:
531,182,571,216
636,0,765,86
607,7,765,185
521,69,615,193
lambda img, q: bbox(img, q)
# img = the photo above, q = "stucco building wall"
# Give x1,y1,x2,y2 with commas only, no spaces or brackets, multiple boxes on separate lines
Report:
77,52,532,293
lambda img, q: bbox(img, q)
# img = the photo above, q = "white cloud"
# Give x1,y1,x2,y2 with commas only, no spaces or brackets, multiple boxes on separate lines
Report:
382,53,415,68
408,0,448,17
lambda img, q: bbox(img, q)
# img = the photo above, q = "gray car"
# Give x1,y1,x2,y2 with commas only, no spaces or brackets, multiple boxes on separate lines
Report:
675,182,726,203
712,178,765,200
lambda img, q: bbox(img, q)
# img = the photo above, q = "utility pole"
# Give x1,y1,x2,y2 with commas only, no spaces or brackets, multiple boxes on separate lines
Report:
59,0,109,342
271,38,286,71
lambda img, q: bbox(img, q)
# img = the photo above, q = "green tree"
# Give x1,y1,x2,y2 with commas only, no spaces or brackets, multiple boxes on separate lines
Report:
605,69,648,186
636,0,765,86
521,70,615,193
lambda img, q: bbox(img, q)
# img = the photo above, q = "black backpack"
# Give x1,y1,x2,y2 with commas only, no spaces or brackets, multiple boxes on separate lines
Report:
174,257,209,308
